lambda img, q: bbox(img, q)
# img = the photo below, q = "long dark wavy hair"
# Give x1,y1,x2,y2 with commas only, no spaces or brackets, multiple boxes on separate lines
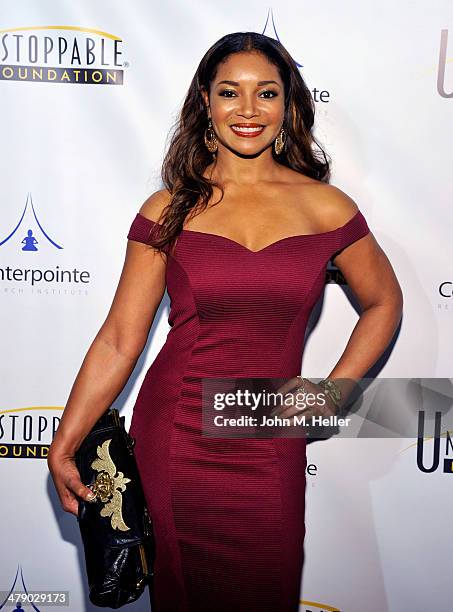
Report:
150,31,331,254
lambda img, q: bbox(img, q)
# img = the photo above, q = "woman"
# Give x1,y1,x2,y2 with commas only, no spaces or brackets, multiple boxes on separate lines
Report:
48,32,403,611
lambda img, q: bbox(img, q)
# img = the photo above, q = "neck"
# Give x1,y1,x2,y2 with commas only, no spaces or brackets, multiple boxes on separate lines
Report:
206,144,282,186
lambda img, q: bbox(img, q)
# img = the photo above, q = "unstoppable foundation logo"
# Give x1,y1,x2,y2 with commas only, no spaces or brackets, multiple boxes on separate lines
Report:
300,602,341,612
0,405,62,460
0,25,126,85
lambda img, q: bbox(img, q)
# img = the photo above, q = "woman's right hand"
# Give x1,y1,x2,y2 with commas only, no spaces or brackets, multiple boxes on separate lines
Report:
47,446,96,517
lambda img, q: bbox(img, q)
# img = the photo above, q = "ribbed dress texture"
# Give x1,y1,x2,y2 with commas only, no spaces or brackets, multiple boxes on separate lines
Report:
126,209,370,612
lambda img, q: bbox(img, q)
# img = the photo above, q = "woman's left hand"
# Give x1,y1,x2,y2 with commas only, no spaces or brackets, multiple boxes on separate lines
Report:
270,377,338,425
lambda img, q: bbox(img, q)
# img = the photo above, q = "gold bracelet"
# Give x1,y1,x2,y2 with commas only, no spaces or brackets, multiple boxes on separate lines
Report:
318,378,342,411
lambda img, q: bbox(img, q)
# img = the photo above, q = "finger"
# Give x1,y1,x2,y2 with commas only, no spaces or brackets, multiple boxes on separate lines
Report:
60,485,80,516
273,378,320,414
270,399,307,417
275,405,309,419
275,376,305,395
66,474,97,504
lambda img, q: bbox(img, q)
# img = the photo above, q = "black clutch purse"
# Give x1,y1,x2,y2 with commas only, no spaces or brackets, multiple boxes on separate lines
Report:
75,408,155,608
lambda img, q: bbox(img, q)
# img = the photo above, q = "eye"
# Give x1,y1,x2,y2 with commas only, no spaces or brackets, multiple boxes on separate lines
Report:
218,89,279,98
259,89,279,98
218,89,237,97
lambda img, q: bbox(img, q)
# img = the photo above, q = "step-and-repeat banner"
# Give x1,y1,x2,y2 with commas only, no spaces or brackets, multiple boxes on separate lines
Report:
1,1,452,611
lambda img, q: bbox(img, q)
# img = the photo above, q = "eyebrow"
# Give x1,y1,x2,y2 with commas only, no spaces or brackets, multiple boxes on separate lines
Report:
216,80,281,87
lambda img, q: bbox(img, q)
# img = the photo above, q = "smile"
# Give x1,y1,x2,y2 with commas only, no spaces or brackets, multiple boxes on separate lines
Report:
230,124,265,138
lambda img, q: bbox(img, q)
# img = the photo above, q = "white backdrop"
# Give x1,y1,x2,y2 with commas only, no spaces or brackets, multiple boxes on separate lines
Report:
1,2,452,611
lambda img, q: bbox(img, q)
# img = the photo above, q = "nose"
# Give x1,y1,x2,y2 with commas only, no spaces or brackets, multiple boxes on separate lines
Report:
236,92,259,119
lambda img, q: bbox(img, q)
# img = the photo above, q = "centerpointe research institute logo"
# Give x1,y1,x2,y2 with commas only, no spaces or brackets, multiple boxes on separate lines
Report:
0,25,126,85
0,564,41,611
1,193,91,295
0,192,63,251
259,8,334,106
437,280,453,312
261,8,303,68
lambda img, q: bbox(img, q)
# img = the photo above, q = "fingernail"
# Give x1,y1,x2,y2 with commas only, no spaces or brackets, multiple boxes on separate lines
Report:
86,491,96,501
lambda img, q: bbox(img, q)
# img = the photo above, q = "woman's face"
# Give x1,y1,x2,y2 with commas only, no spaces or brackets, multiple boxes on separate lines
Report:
201,51,285,157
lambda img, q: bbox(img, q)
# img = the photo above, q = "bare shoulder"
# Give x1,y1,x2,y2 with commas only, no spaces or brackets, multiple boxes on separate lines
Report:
278,169,360,230
138,188,172,223
302,183,361,232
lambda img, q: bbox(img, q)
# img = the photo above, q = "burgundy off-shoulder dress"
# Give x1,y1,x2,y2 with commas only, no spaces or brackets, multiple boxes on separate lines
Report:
126,209,370,612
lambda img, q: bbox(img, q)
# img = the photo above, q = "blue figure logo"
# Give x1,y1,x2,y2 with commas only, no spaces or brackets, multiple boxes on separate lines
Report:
22,229,38,251
0,564,41,611
0,192,63,251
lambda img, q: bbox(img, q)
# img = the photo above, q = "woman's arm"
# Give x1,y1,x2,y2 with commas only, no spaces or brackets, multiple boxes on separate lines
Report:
322,188,404,403
328,235,403,378
48,191,169,515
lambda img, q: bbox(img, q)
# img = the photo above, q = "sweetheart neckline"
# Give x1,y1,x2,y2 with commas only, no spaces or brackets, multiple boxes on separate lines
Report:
136,209,361,254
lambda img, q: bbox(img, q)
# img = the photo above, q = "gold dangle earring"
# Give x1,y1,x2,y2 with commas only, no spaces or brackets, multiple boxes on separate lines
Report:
204,117,218,154
274,126,286,155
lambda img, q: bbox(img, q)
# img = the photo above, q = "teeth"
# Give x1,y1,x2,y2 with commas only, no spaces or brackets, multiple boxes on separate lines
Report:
231,125,264,133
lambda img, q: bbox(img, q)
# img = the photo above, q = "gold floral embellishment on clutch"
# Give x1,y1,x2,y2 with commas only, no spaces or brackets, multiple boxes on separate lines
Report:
90,438,131,531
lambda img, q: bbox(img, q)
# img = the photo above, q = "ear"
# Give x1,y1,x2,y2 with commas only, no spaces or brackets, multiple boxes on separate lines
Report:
200,86,210,112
